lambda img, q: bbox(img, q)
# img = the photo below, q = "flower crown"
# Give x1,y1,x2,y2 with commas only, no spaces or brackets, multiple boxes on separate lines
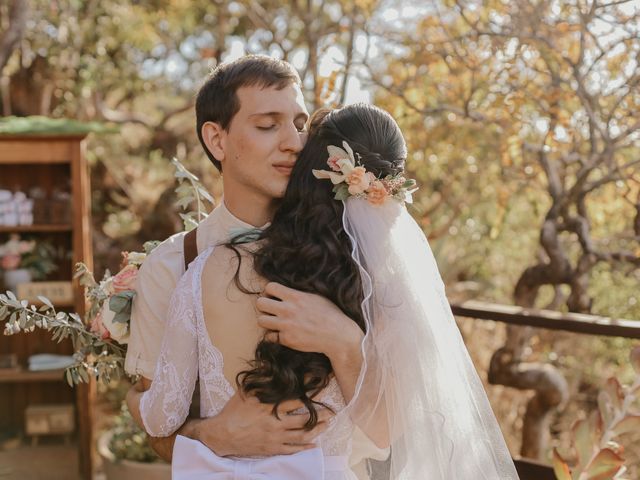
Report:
312,141,418,205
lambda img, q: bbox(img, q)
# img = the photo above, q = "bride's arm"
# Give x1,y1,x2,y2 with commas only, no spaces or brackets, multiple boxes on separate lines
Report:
329,335,391,450
137,279,199,437
255,282,390,447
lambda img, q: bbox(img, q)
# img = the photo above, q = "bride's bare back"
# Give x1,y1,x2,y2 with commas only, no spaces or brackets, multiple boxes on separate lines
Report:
200,244,267,389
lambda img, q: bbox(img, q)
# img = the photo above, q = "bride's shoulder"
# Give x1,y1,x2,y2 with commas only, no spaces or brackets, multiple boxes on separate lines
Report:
201,244,259,285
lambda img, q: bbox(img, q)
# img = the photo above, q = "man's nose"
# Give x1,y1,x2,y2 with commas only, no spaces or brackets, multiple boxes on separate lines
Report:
280,124,305,153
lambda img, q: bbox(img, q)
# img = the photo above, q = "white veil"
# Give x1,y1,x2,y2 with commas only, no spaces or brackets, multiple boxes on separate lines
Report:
340,197,519,479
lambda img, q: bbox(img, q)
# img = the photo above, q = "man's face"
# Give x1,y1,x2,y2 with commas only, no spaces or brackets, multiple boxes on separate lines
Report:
215,82,309,203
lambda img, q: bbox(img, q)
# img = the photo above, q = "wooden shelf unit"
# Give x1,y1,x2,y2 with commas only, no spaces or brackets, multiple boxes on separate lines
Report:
0,133,94,480
0,225,73,233
0,368,66,383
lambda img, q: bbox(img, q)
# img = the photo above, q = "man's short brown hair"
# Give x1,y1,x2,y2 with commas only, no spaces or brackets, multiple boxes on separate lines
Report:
196,55,301,172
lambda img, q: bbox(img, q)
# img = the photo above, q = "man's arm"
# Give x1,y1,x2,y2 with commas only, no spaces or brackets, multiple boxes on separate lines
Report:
125,376,333,462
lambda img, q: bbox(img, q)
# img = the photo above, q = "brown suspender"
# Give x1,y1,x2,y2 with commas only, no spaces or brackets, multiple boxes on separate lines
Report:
183,227,201,418
183,227,199,270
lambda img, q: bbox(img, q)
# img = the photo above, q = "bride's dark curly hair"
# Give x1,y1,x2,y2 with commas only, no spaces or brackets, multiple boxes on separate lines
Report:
233,103,407,428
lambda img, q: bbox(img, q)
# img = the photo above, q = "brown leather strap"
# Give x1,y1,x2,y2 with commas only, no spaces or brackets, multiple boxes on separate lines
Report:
189,382,201,419
183,227,200,417
183,227,198,271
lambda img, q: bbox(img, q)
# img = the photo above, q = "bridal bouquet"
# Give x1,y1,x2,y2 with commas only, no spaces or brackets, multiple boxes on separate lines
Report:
0,158,211,386
77,246,156,345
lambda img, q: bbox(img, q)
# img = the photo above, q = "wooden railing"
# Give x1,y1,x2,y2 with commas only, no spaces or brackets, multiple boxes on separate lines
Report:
451,300,640,339
450,300,640,480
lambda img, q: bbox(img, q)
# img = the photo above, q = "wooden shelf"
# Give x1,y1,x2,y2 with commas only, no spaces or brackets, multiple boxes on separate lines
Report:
0,224,73,233
0,131,95,479
0,368,66,383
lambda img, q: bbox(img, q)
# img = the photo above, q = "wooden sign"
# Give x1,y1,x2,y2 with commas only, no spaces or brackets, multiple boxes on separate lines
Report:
16,281,74,306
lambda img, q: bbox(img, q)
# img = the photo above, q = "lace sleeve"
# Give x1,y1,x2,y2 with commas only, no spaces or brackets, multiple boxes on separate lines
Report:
139,270,199,437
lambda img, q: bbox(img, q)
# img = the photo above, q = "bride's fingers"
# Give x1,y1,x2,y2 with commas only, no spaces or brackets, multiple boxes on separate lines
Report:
263,329,280,343
257,314,284,332
256,296,286,315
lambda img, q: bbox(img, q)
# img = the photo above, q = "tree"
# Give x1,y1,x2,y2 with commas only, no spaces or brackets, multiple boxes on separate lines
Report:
0,0,372,272
368,0,640,459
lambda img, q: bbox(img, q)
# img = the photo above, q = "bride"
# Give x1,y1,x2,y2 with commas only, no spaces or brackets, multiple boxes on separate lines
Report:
139,103,520,479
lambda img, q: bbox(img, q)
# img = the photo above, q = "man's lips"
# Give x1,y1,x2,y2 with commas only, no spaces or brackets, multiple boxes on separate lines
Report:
274,163,295,175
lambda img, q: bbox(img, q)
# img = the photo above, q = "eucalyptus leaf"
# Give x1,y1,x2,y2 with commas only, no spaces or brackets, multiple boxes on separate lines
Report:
65,369,74,387
37,296,54,310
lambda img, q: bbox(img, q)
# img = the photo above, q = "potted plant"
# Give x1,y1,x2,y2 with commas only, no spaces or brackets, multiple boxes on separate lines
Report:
98,403,170,480
0,234,58,292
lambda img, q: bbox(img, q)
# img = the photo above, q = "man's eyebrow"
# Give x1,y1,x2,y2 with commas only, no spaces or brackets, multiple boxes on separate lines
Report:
249,112,309,121
249,112,282,118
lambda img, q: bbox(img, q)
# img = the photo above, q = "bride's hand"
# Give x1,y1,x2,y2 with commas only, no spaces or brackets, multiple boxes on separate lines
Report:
256,282,364,362
195,392,333,457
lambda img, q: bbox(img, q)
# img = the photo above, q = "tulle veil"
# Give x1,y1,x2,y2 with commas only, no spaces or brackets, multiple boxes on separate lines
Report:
339,197,519,479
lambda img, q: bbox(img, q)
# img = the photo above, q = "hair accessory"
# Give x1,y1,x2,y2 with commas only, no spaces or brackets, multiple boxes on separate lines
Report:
312,141,417,205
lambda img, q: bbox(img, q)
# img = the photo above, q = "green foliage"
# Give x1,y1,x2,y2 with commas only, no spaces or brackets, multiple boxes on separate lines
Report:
171,157,214,231
108,403,160,463
19,241,65,280
109,291,135,325
0,290,126,387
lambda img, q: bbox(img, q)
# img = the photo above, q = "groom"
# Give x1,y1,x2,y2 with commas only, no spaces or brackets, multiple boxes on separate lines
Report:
125,55,384,475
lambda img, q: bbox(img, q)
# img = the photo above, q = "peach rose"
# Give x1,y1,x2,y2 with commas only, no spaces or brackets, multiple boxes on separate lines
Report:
367,180,388,206
112,264,138,293
346,166,372,195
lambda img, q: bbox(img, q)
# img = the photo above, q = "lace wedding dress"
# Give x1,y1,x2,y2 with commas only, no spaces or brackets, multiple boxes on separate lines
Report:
139,246,358,480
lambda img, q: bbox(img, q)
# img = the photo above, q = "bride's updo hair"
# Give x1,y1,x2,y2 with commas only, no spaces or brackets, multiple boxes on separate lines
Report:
236,103,407,428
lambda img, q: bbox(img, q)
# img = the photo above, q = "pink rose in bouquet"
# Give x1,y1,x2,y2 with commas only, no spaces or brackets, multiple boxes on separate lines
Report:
112,264,138,293
90,310,111,340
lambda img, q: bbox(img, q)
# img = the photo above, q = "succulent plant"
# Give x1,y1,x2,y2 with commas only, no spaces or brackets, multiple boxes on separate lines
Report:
553,345,640,480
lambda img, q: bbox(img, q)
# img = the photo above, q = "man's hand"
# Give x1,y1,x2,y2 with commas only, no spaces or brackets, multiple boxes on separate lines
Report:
256,282,364,362
127,380,333,461
195,392,334,457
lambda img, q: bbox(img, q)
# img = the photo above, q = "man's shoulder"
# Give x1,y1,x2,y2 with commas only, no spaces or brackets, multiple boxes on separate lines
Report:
139,230,188,278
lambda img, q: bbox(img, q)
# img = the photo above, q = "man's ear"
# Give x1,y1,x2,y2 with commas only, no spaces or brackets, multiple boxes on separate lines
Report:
201,121,226,163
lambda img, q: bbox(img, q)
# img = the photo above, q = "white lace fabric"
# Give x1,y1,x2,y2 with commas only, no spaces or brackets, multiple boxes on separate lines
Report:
139,246,354,465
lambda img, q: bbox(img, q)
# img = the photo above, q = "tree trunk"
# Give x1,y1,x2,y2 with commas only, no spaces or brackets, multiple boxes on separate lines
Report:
488,215,570,459
0,0,29,75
